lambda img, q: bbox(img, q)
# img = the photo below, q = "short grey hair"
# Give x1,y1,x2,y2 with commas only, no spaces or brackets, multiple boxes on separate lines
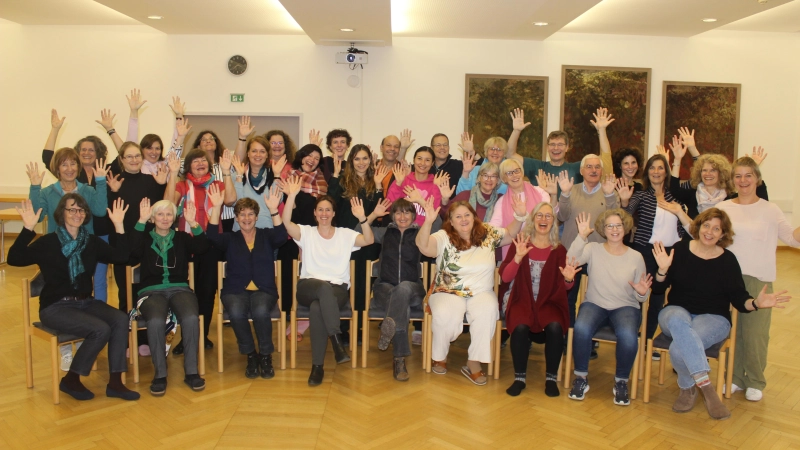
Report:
581,153,603,169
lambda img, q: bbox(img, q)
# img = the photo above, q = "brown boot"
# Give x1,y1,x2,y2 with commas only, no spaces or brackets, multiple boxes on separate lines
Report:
393,357,409,382
672,386,697,413
699,383,731,420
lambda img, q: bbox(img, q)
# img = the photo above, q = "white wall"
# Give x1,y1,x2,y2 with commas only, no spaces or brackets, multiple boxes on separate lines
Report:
1,23,798,217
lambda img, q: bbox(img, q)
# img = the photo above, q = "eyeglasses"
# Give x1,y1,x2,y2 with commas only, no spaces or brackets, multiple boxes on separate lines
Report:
548,143,567,148
534,213,553,220
480,173,498,180
123,154,143,160
201,138,216,143
65,208,86,216
605,223,624,230
505,168,522,177
270,141,284,146
487,147,503,153
432,143,449,148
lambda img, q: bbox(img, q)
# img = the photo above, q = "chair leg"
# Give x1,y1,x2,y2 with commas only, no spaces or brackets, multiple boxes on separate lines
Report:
631,343,639,400
198,315,205,376
361,312,369,369
563,329,573,389
24,331,34,389
132,328,140,384
716,353,726,399
657,351,666,385
290,313,297,369
643,339,654,403
217,314,224,373
493,321,501,380
350,317,357,369
638,334,646,380
50,336,60,405
725,347,735,399
425,314,432,373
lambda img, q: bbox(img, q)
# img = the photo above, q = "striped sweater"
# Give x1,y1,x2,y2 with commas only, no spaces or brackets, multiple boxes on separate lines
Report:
623,187,686,246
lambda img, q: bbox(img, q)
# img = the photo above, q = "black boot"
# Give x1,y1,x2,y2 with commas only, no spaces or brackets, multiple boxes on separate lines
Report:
259,353,275,379
245,351,259,379
330,333,350,364
308,365,324,387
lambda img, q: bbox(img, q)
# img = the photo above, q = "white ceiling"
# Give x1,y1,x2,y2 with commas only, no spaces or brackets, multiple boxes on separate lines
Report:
0,0,797,45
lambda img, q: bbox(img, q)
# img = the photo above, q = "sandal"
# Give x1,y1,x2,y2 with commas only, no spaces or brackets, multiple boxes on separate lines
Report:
461,366,487,386
431,360,447,375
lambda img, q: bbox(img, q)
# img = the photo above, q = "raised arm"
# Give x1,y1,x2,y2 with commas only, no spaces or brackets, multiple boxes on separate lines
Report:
351,198,374,247
7,200,44,267
96,109,124,151
677,127,700,159
164,152,182,204
280,174,303,240
220,149,237,206
566,212,594,264
398,129,415,162
167,96,188,157
497,193,525,247
42,109,65,171
505,108,527,165
126,88,146,142
668,135,687,178
590,107,615,176
415,196,441,258
235,116,255,161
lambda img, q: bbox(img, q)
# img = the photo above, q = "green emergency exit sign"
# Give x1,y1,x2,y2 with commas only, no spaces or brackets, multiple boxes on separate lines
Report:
230,94,244,102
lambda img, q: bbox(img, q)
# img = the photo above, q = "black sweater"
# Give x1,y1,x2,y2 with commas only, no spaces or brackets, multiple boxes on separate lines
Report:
651,240,751,323
8,228,130,311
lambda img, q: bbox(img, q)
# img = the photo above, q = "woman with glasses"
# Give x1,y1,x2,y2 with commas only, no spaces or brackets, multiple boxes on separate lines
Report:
387,146,443,226
456,135,509,195
500,202,577,398
439,163,501,221
9,196,138,401
567,210,651,406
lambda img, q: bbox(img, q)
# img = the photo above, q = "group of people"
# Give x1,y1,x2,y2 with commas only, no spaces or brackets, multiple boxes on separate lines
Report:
10,92,795,422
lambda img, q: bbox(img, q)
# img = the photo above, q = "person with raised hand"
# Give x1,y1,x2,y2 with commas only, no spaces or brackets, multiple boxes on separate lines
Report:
456,132,509,195
128,196,208,396
439,162,502,225
9,196,138,402
566,210,649,406
320,128,352,180
230,136,283,230
429,131,465,190
206,182,288,379
717,157,800,402
387,146,442,226
417,192,524,386
281,174,374,386
500,203,575,398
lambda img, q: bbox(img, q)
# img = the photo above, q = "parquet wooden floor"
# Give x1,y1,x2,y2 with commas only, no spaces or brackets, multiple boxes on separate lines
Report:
1,242,799,449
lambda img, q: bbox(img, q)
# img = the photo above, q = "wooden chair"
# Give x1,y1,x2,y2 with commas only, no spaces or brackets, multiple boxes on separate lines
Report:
361,260,429,368
290,260,358,369
125,262,205,383
643,307,738,402
216,260,286,372
22,271,99,404
423,265,498,377
562,276,648,400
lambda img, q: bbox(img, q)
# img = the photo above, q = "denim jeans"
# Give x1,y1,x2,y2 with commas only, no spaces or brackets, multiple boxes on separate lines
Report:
658,305,731,389
222,290,278,355
573,302,641,379
372,280,425,357
93,234,109,302
138,287,200,379
39,298,128,376
296,279,349,366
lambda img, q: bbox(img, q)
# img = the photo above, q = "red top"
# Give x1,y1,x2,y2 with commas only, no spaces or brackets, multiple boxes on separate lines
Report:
175,180,224,232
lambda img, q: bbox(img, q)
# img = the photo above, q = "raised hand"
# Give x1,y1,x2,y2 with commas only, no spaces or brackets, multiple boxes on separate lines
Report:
403,185,425,204
557,170,574,195
153,163,168,184
615,178,633,202
93,158,109,178
264,184,282,212
138,198,153,223
207,183,224,207
601,174,617,195
393,160,410,186
50,109,66,129
510,108,531,131
15,199,42,231
422,196,440,225
461,151,477,175
127,88,147,111
282,174,302,196
559,256,583,281
176,117,192,137
232,154,247,176
754,285,791,309
107,173,124,192
107,198,129,226
512,233,532,261
272,154,287,176
333,158,343,178
651,241,674,273
350,197,367,222
95,109,115,131
308,129,322,147
169,96,186,118
458,132,474,155
184,200,198,227
26,162,45,186
373,163,390,186
220,149,233,173
655,144,670,161
511,193,527,217
167,152,181,174
677,127,696,148
536,169,557,196
590,107,615,130
746,146,768,166
400,129,415,150
575,212,594,239
669,134,686,161
628,273,653,297
238,116,254,140
434,172,455,199
372,198,391,218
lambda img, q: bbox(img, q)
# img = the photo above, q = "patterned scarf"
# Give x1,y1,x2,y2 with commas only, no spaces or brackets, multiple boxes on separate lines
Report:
149,229,175,284
56,225,89,288
178,173,214,232
289,168,327,197
468,185,499,222
244,165,269,195
696,183,728,213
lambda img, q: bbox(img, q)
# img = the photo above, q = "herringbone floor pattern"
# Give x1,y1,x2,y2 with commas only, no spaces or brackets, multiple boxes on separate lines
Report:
1,243,799,449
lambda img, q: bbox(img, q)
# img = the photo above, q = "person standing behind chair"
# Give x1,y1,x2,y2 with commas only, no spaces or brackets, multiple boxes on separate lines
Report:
207,187,288,379
281,174,375,386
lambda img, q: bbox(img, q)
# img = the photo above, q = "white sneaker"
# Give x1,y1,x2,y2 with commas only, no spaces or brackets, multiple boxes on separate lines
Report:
61,353,73,372
723,383,743,395
411,330,422,346
745,388,763,402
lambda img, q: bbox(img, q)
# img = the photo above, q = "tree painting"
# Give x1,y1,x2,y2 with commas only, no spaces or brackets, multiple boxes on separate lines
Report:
662,82,741,179
561,66,651,164
465,75,548,160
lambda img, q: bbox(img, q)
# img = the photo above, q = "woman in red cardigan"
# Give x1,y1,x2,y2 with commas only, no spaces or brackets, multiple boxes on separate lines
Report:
499,202,580,397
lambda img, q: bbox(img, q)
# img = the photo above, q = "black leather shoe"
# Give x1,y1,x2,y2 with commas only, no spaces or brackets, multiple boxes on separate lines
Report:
204,339,214,350
172,341,184,355
184,374,206,391
308,365,324,386
259,353,275,379
150,377,167,396
245,352,259,379
329,333,351,364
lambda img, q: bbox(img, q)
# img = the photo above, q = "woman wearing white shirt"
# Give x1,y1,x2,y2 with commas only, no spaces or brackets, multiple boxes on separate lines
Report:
281,175,374,386
717,156,800,402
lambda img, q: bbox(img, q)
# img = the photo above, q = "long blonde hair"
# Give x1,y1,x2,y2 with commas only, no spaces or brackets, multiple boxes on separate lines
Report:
522,202,559,249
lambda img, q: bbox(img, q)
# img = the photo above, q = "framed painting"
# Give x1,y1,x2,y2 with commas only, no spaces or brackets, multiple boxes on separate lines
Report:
561,65,651,164
661,81,741,179
465,74,548,160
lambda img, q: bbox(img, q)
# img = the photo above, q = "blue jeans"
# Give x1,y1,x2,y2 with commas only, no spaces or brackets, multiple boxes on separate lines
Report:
222,290,278,355
658,306,731,389
39,298,128,375
372,280,425,357
93,235,109,302
573,302,641,379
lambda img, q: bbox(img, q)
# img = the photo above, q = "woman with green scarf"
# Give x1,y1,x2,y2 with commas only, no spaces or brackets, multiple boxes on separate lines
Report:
129,197,210,396
9,194,138,402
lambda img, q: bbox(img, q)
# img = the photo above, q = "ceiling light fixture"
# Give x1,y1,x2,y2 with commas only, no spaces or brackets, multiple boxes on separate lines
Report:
702,18,717,22
340,28,354,32
533,22,548,26
147,15,163,20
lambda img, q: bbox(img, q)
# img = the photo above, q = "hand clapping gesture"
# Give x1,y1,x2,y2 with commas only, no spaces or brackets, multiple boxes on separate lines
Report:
510,108,531,132
651,241,673,275
26,162,45,186
138,198,153,223
536,169,558,196
559,256,583,282
393,160,411,186
557,170,574,196
745,146,768,166
512,233,532,263
15,199,42,231
628,273,653,297
590,107,615,130
107,198,129,228
575,212,594,239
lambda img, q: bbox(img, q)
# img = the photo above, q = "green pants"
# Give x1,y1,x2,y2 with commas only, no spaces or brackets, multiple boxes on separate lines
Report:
732,275,773,391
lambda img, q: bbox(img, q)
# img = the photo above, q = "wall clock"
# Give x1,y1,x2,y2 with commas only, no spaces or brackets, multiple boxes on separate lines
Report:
228,55,247,75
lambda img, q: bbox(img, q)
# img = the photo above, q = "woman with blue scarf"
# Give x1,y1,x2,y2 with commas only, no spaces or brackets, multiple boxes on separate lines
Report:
230,136,283,230
9,195,138,402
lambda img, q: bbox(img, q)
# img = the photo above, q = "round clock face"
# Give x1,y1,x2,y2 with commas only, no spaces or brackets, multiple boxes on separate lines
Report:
228,55,247,75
